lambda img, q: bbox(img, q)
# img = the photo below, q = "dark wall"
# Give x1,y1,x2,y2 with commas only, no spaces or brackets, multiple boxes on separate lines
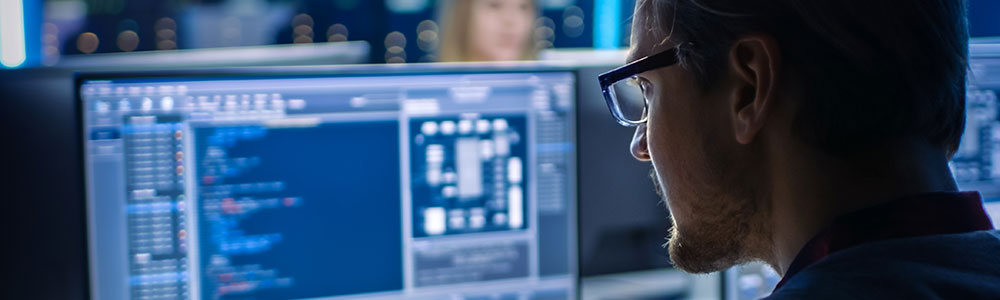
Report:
1,68,88,300
576,66,673,276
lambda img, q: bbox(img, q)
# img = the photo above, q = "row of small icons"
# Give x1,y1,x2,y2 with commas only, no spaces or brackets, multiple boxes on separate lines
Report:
94,94,306,114
84,85,189,97
420,118,510,136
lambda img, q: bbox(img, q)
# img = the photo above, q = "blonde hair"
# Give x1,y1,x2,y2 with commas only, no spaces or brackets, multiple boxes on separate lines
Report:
437,0,539,62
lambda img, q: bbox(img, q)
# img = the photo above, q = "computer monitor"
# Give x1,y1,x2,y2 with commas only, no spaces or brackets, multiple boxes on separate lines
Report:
4,42,372,299
961,40,1000,225
722,40,1000,300
78,64,578,300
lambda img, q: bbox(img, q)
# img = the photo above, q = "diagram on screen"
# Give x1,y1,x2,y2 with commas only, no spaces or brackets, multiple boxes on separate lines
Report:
410,116,529,237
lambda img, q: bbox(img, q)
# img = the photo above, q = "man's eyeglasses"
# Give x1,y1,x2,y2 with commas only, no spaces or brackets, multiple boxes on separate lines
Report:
598,48,680,127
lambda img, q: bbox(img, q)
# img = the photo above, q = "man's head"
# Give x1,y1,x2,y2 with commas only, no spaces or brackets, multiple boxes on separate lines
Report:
626,0,969,273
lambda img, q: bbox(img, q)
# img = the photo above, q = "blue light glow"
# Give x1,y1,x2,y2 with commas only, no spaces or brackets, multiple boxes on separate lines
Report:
594,0,621,49
0,0,27,68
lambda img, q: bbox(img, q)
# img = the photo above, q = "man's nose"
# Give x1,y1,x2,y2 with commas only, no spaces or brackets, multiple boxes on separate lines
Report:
631,124,651,161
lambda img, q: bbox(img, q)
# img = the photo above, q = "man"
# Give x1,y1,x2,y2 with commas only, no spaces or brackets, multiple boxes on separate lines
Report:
598,0,1000,298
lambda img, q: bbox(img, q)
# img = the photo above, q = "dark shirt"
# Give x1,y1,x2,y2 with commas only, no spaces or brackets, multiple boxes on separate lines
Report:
766,191,1000,299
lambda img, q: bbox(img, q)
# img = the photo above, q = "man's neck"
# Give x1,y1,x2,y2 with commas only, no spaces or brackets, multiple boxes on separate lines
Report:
765,138,959,275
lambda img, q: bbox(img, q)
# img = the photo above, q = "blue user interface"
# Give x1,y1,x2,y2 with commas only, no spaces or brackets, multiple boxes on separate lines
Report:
962,46,1000,226
81,70,577,300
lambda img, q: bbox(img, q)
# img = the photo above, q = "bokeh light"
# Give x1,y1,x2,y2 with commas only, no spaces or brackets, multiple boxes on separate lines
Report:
534,17,557,50
294,25,314,43
416,20,439,53
291,13,314,27
327,24,349,42
117,30,140,52
157,40,177,51
562,5,585,38
77,32,99,54
292,14,315,44
155,17,178,50
42,22,60,66
156,29,175,41
155,17,177,31
384,31,407,63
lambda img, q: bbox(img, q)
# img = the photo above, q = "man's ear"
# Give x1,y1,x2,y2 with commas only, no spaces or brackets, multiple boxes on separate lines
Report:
728,34,781,145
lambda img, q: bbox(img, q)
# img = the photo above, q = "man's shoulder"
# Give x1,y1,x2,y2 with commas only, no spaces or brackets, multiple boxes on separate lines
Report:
764,230,1000,300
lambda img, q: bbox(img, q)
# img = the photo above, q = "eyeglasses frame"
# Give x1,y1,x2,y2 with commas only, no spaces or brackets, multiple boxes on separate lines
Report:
598,47,680,127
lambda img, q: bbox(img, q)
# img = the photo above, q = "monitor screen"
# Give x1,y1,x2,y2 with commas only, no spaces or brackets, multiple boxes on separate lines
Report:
80,67,577,300
962,41,1000,226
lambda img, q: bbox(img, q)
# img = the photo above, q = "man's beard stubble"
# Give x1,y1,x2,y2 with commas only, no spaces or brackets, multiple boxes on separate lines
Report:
650,164,769,274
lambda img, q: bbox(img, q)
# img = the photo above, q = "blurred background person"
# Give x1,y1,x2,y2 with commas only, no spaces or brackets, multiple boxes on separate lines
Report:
438,0,538,62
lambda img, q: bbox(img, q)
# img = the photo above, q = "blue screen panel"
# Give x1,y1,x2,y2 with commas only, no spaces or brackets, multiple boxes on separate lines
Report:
193,123,402,299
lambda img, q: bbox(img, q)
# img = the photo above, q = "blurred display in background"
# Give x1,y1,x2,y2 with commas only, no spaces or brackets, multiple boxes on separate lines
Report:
4,0,997,68
3,0,641,68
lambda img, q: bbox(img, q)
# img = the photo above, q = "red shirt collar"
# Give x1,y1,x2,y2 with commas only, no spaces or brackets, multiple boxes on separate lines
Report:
774,191,994,291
